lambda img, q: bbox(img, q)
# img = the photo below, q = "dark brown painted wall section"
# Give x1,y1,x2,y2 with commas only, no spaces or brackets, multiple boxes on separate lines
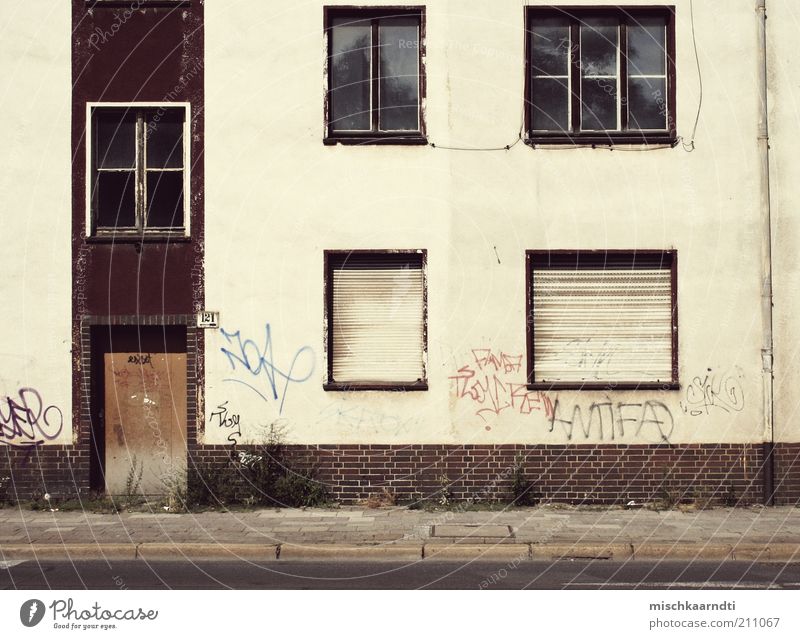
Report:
71,0,204,317
71,1,205,478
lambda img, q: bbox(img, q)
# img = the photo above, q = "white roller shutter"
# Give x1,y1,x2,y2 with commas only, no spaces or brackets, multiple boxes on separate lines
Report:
532,266,673,383
331,255,425,383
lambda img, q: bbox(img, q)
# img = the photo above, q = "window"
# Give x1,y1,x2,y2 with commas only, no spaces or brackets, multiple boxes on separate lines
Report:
324,7,426,145
526,251,678,389
526,7,676,144
88,104,189,236
324,250,427,390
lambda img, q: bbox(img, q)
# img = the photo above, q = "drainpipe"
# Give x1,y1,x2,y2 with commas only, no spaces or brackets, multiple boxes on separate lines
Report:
756,0,775,505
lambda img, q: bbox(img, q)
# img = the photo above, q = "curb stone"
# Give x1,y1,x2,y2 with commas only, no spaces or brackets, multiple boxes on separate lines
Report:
1,542,798,562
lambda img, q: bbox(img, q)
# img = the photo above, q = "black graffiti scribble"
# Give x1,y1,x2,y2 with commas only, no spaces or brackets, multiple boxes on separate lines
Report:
209,401,241,445
0,388,64,447
127,353,152,366
681,367,745,416
547,398,674,444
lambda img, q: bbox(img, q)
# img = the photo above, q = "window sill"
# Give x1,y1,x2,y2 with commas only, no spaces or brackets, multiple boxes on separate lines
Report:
86,232,190,244
527,382,680,392
324,135,428,146
324,381,429,392
526,133,677,148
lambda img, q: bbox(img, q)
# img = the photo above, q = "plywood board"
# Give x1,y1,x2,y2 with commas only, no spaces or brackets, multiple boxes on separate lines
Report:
104,352,187,495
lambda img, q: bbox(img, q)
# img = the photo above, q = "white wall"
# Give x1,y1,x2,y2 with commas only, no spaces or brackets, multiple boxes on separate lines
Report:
768,0,800,444
204,0,765,446
0,1,72,446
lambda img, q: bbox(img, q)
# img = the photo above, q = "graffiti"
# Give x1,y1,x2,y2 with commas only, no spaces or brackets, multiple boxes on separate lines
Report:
126,353,152,366
220,323,315,415
681,367,745,416
0,388,64,447
449,348,554,429
209,401,241,445
563,338,615,373
547,398,674,443
317,403,421,435
236,451,262,468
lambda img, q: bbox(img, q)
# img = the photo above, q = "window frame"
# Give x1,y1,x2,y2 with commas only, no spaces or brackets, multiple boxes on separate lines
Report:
85,102,191,240
525,249,679,391
323,249,429,391
323,6,427,146
524,5,677,146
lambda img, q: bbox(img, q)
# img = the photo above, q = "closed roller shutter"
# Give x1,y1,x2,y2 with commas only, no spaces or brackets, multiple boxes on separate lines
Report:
331,253,425,383
532,263,673,383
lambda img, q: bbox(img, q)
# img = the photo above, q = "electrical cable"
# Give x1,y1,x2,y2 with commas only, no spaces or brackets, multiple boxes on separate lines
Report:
680,0,703,152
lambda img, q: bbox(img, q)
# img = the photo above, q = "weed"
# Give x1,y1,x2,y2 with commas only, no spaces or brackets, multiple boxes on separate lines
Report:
362,487,397,509
123,456,144,507
510,454,538,506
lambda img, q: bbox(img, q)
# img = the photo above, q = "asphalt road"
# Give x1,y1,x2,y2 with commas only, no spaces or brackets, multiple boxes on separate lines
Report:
1,559,799,589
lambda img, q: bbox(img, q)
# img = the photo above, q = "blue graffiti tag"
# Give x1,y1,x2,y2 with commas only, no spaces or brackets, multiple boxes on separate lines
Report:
220,323,315,414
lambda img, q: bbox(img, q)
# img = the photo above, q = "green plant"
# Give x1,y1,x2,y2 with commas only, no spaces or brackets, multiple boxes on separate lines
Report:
437,474,454,507
123,456,144,506
653,466,682,510
160,463,188,512
510,454,538,506
185,422,328,509
722,483,739,507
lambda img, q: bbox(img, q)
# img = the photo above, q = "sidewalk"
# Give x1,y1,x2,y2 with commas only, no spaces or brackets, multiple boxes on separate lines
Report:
1,505,799,562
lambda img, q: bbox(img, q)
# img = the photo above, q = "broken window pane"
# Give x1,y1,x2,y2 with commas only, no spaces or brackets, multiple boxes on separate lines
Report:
330,18,372,131
146,171,184,228
379,18,419,131
96,171,136,227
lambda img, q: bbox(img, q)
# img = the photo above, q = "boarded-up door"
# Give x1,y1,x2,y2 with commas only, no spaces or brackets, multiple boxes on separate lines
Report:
104,352,187,495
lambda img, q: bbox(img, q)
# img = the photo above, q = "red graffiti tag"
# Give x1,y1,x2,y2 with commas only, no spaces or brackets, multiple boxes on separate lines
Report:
449,349,553,429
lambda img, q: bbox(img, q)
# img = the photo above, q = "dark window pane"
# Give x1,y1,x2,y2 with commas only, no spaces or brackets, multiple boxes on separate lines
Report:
581,19,618,76
531,19,570,76
628,77,667,130
146,172,184,228
330,18,372,131
379,18,419,131
145,108,184,169
627,17,666,76
95,171,136,227
581,78,618,130
532,77,569,131
95,110,136,169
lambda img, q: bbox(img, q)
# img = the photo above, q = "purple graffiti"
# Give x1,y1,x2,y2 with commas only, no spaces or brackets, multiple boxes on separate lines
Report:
0,387,64,447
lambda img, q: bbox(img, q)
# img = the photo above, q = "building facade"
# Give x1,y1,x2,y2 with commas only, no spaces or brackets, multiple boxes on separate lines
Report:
1,0,799,505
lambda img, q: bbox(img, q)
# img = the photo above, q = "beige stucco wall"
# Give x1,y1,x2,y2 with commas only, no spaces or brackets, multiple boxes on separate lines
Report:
0,2,72,446
767,0,800,443
203,0,768,447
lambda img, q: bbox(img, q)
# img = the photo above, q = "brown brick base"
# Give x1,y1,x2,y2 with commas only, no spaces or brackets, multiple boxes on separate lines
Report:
775,443,800,505
190,442,769,506
4,442,799,506
1,446,90,502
